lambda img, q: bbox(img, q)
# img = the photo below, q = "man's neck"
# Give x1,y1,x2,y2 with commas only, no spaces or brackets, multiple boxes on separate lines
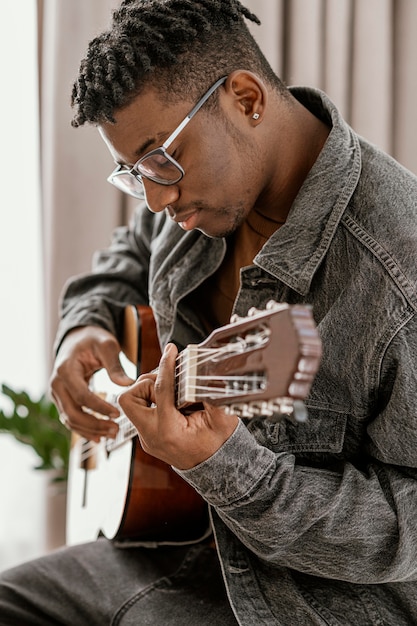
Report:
255,95,331,223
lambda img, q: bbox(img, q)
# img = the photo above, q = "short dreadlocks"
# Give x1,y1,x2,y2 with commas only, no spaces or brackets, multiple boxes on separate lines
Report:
71,0,287,127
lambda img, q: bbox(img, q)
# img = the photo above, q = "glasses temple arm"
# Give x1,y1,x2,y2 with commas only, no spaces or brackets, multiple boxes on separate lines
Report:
162,76,227,150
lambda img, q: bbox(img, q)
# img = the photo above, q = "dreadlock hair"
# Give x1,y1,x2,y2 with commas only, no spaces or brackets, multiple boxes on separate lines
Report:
71,0,288,128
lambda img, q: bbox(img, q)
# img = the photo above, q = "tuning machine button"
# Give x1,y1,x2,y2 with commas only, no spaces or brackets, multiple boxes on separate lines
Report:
266,300,282,310
265,398,308,423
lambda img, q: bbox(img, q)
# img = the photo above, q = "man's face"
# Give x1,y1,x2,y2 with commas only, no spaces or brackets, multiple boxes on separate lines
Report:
99,85,263,238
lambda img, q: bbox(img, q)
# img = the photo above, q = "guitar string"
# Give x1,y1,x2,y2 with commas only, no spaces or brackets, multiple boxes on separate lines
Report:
104,327,270,386
75,315,318,463
135,344,251,381
173,327,271,377
128,341,266,398
77,327,272,462
76,371,268,462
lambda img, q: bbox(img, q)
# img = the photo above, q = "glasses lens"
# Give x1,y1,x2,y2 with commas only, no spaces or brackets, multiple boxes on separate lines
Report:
138,152,183,185
110,172,145,199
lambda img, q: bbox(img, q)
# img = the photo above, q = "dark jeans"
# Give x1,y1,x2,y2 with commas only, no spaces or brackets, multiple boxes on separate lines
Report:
0,538,238,625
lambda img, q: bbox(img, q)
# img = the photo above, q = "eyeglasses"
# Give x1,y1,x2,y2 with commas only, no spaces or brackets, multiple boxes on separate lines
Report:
107,76,227,199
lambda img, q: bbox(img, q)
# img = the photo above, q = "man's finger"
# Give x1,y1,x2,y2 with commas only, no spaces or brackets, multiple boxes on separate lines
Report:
105,358,136,386
118,377,156,428
154,343,178,412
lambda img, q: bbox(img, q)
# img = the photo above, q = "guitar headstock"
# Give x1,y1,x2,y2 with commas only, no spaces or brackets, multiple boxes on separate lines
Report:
175,301,321,422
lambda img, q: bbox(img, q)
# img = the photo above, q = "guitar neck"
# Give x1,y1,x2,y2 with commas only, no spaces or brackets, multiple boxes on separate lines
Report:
103,351,196,451
106,412,137,451
101,301,321,446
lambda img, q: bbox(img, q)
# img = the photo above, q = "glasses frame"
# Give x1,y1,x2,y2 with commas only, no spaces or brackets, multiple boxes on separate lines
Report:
108,75,228,198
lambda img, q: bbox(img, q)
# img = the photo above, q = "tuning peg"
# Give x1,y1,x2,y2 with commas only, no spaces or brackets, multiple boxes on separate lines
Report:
224,403,241,416
266,300,282,310
224,398,308,423
259,401,275,417
293,400,308,422
247,307,260,317
263,398,308,423
224,403,255,419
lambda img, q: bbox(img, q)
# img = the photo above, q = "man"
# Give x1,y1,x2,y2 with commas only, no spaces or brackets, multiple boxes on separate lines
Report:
1,0,417,624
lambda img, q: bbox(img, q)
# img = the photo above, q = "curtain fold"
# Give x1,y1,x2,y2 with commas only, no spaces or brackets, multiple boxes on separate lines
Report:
393,0,417,174
38,0,417,370
39,0,123,367
350,0,393,152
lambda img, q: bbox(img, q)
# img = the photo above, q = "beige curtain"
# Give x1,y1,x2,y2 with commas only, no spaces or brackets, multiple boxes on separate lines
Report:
39,0,125,366
39,0,417,369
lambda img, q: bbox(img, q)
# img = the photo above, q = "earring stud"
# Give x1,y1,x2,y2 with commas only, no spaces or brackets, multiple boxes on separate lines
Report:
252,113,260,120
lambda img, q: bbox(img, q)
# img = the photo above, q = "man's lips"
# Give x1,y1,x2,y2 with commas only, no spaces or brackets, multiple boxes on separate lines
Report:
168,208,199,230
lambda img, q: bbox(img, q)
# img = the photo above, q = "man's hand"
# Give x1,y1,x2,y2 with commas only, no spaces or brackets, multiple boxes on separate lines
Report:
49,326,135,441
118,343,239,470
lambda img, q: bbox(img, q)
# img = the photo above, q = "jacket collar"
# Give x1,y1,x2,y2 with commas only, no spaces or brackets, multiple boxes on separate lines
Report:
255,87,362,295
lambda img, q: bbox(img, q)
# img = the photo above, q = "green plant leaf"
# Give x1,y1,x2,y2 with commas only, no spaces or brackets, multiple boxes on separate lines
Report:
0,384,70,481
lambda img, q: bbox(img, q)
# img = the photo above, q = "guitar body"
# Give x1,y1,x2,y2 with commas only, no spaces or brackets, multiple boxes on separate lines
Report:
66,305,209,545
67,434,134,544
67,433,209,544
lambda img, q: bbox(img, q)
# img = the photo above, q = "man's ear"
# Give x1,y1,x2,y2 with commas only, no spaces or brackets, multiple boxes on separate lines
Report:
224,70,267,124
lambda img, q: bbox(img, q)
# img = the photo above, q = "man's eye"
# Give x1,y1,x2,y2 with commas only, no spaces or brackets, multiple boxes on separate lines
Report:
145,155,177,171
152,154,170,166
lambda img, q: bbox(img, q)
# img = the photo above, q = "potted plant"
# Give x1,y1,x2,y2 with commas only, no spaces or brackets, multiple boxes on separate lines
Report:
0,383,71,549
0,383,70,482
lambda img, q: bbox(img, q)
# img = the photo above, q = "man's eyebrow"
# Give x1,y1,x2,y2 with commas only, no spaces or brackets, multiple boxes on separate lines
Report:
134,132,168,159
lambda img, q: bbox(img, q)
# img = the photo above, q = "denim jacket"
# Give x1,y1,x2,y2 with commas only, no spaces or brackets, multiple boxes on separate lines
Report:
58,88,417,625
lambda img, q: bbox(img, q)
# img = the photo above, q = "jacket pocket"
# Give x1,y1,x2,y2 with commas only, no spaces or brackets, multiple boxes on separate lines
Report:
249,406,348,457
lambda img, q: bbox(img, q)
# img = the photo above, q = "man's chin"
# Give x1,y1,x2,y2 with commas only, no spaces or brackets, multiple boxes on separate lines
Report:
195,225,236,239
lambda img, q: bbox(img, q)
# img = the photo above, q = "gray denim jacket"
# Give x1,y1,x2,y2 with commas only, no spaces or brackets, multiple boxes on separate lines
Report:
58,88,417,625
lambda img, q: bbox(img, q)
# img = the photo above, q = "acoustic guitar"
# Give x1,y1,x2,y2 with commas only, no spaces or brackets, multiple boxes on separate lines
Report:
66,301,321,546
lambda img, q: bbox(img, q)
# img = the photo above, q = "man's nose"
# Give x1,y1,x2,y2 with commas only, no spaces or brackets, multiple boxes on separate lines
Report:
142,179,180,213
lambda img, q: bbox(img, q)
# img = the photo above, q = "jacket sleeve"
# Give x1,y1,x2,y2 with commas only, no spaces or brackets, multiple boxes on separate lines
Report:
54,204,156,353
175,316,417,585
